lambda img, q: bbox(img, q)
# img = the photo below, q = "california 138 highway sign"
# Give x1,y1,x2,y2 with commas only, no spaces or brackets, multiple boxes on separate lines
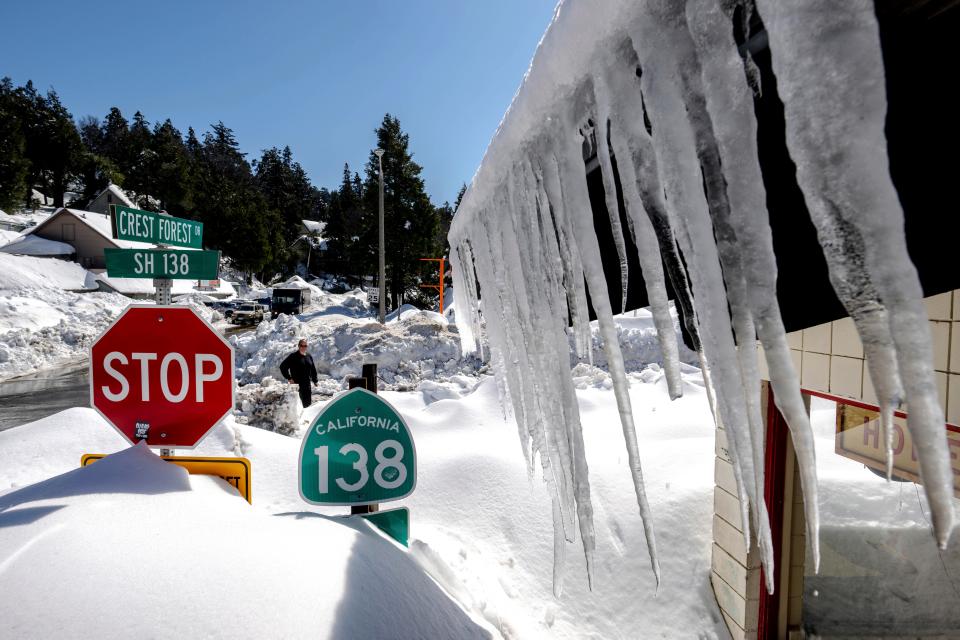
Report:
299,388,417,506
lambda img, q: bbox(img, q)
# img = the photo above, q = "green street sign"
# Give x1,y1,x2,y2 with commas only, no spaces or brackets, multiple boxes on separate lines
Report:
299,388,417,506
357,507,409,547
104,248,220,280
110,205,204,249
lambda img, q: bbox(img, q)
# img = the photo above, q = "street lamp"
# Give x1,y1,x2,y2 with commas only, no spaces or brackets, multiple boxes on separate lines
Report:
374,148,386,324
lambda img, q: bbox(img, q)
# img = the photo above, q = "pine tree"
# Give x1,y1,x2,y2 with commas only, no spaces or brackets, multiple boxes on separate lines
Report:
319,163,367,282
126,111,154,208
191,122,280,277
100,107,131,185
362,114,440,309
254,145,315,252
0,78,30,211
15,84,83,208
149,119,191,215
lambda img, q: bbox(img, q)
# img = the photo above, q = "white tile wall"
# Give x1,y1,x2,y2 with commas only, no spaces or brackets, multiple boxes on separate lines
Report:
802,322,831,354
829,356,863,400
931,321,950,372
801,352,830,392
786,331,803,350
831,317,863,358
951,322,960,374
925,291,953,321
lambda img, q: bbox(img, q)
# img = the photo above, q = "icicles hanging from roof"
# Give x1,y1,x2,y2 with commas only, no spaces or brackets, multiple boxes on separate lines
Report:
448,0,954,589
755,0,955,546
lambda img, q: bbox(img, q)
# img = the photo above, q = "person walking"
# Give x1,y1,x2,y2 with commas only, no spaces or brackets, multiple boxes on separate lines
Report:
280,338,318,408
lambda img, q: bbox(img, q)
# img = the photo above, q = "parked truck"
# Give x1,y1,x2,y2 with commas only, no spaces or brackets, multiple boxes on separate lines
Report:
271,287,312,318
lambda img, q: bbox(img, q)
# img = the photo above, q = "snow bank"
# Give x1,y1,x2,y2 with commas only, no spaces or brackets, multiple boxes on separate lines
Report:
0,254,97,291
0,441,491,639
0,369,728,638
0,255,130,379
232,309,483,390
0,234,75,256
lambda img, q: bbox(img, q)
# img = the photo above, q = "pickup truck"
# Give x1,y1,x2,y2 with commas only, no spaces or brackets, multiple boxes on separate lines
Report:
231,303,265,325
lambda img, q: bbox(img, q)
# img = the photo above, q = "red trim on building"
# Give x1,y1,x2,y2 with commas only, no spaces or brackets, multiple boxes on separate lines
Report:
758,384,790,639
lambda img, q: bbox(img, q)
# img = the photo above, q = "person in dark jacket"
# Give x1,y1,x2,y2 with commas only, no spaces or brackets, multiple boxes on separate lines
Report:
279,338,318,408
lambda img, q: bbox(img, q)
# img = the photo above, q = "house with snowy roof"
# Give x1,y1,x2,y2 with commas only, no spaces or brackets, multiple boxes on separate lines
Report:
86,184,136,215
10,206,236,299
18,207,150,270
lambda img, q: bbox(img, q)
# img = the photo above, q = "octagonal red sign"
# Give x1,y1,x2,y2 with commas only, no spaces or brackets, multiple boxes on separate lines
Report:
89,305,234,448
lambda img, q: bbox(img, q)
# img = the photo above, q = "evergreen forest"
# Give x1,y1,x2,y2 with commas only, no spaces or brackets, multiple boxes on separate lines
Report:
0,78,463,306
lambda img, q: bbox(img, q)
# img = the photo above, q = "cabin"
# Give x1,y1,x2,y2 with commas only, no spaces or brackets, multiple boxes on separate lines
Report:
20,207,150,270
86,184,135,216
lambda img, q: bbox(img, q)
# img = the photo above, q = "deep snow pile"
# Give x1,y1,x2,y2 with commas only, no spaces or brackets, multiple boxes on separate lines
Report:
0,367,730,639
0,441,491,639
581,307,698,372
0,254,130,380
232,307,483,389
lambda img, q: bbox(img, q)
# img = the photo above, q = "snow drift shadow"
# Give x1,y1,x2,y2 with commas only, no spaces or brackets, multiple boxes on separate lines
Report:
803,523,960,636
0,504,65,528
275,511,494,638
0,442,190,525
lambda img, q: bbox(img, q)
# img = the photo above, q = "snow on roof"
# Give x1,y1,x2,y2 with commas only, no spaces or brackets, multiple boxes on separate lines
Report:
0,234,75,256
0,253,99,292
30,189,53,205
271,275,322,297
30,208,154,250
96,183,136,208
302,219,325,234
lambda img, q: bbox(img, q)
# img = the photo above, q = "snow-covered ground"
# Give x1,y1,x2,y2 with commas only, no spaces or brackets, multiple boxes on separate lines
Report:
0,254,130,380
1,257,956,636
0,363,730,638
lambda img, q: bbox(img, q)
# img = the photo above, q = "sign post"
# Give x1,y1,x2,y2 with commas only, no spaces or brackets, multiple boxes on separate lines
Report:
106,206,216,449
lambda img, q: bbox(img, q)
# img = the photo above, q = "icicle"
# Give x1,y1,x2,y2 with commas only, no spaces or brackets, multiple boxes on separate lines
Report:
682,0,826,571
539,150,593,363
552,131,661,586
451,239,482,357
552,494,566,597
629,2,774,590
593,70,684,400
588,117,630,314
755,0,955,547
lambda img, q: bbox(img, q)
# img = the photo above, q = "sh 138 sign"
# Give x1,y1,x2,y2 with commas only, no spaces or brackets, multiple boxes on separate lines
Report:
299,388,416,506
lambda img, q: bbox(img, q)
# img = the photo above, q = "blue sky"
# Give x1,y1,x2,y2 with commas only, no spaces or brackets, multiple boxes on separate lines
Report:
0,1,557,205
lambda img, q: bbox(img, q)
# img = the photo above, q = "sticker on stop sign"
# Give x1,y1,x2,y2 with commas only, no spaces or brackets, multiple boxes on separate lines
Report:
89,305,234,448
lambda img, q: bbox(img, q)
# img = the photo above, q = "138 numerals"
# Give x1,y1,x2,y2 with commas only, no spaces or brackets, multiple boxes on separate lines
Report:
314,440,407,494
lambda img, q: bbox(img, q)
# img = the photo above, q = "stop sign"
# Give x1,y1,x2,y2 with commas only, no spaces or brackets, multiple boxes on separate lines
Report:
90,305,234,448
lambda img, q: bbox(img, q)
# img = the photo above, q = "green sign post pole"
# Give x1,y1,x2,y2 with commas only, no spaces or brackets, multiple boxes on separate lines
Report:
299,388,417,506
109,205,204,249
104,248,220,280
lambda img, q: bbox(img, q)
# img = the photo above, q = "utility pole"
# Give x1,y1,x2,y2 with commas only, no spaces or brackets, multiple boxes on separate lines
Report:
374,148,386,324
